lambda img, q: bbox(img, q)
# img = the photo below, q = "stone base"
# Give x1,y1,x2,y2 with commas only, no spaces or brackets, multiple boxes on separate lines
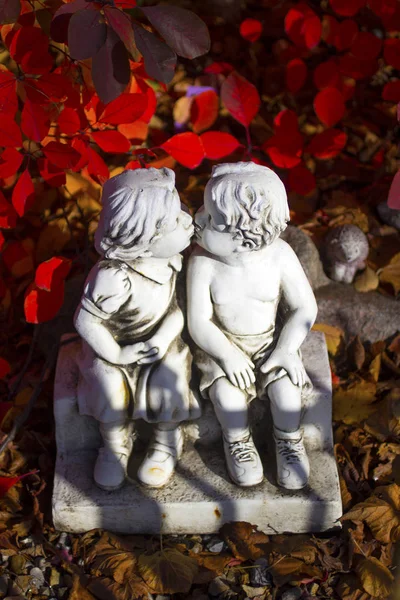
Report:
52,332,342,534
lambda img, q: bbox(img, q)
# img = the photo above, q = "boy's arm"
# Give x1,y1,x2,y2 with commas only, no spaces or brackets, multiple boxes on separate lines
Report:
274,241,318,354
187,251,255,390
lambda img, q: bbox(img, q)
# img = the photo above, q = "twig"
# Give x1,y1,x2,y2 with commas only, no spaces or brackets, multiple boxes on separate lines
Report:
8,327,40,402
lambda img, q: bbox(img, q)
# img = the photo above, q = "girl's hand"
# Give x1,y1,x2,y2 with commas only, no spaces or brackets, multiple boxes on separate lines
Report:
136,336,170,365
220,347,255,390
260,349,306,387
119,342,158,365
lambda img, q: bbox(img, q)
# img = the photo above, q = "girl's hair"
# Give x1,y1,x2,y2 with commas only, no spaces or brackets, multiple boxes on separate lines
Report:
205,162,290,249
95,167,179,259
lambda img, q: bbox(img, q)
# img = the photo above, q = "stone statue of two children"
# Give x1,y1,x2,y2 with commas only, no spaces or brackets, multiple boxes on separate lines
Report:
73,162,318,494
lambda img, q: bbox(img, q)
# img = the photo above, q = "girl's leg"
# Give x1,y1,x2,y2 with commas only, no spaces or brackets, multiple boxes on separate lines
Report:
209,377,263,487
137,421,184,488
267,375,302,433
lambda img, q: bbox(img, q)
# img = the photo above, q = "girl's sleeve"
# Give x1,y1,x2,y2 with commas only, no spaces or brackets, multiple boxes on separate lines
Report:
80,262,131,320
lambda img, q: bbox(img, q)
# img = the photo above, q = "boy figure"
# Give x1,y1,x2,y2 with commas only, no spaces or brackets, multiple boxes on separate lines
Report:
74,168,200,491
187,162,318,490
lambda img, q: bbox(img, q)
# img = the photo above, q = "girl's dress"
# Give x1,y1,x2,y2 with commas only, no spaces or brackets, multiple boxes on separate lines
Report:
76,255,201,424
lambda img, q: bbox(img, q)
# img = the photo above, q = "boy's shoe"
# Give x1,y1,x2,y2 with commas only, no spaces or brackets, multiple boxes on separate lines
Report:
137,425,184,488
274,427,310,490
94,421,133,491
223,433,263,487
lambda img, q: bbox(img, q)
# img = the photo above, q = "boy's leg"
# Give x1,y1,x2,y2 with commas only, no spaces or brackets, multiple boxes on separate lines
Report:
137,421,184,488
209,377,263,487
267,375,309,490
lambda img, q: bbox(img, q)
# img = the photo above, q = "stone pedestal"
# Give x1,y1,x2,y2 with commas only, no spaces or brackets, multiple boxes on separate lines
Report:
52,331,342,534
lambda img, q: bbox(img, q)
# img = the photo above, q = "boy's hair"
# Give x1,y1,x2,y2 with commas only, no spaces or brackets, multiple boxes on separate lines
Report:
95,167,179,259
205,162,290,248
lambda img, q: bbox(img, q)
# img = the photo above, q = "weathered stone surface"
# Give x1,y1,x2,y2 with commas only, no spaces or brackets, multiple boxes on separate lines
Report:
315,283,400,343
281,226,329,290
377,202,400,231
52,331,342,534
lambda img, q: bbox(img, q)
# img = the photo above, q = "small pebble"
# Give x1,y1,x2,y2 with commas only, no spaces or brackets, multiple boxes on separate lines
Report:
29,567,46,587
0,575,9,595
281,588,303,600
34,557,47,569
207,539,225,553
19,537,33,547
191,542,203,554
309,583,319,595
377,202,400,231
249,558,272,587
155,596,170,600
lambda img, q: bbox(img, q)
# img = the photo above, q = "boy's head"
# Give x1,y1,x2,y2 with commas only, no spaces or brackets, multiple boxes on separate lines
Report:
195,162,289,256
95,167,193,260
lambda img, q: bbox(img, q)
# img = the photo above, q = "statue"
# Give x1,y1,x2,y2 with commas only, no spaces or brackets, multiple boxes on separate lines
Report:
73,167,200,491
187,162,318,490
322,224,369,284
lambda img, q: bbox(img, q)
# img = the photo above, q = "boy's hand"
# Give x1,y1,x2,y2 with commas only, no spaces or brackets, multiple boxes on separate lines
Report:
136,336,169,365
220,348,255,391
119,342,158,365
260,349,306,387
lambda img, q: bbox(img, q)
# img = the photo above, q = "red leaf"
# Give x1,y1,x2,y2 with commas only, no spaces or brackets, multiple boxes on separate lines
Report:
24,282,65,324
384,39,400,70
0,231,4,251
338,54,378,80
9,26,52,74
92,26,131,104
239,18,262,43
90,130,131,153
0,70,17,115
21,100,50,142
204,62,234,75
314,60,340,90
104,6,139,60
38,159,66,188
2,240,34,278
0,401,13,429
288,164,316,195
0,0,20,24
329,0,366,16
160,132,205,168
274,109,299,133
0,190,18,228
388,170,400,210
351,32,382,61
68,6,107,60
221,72,260,127
263,134,303,169
307,129,347,159
200,131,241,159
85,146,109,184
115,0,136,7
43,142,81,170
11,169,35,217
0,475,23,497
132,23,176,85
369,0,397,20
125,160,142,170
314,87,345,127
286,58,307,93
141,6,210,59
50,0,88,44
382,81,400,102
0,118,22,147
191,90,219,134
0,358,10,379
35,257,71,292
57,108,82,135
99,93,148,125
285,3,321,49
0,148,22,179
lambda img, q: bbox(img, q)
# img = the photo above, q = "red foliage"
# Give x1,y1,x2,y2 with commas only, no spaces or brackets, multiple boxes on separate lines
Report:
285,3,321,49
221,72,260,127
314,87,346,126
239,18,262,43
288,164,316,195
200,132,241,160
191,90,219,134
161,132,205,169
286,58,307,93
329,0,366,17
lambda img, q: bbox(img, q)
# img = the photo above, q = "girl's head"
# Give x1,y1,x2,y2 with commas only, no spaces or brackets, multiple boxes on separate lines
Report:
195,162,289,256
95,168,193,260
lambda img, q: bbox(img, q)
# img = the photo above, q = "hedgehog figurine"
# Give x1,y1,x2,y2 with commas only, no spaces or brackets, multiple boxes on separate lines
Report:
323,224,369,284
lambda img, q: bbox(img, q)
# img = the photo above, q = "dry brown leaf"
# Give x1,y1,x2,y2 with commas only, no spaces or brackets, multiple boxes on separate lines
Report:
379,253,400,294
85,531,138,584
312,323,344,356
219,521,269,561
138,548,198,594
348,336,366,371
336,573,373,600
342,483,400,543
87,575,149,600
269,556,323,587
35,221,71,263
356,557,394,597
69,575,97,600
333,380,377,424
354,266,380,293
368,354,382,383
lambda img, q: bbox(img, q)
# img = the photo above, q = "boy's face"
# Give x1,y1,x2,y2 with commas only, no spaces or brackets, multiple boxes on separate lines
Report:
150,199,194,258
194,188,243,256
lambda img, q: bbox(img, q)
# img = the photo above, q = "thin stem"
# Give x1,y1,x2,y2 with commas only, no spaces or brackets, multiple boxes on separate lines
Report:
8,327,40,401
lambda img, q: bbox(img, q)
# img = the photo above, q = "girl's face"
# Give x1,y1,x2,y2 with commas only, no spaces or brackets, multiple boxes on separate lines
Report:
149,198,194,258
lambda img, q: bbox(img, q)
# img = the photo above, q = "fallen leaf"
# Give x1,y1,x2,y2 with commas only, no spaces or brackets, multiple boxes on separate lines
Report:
379,253,400,294
219,521,269,561
368,354,381,383
87,575,149,600
312,323,343,356
333,380,377,424
342,483,400,543
353,266,379,293
356,556,394,597
138,548,198,594
347,336,365,371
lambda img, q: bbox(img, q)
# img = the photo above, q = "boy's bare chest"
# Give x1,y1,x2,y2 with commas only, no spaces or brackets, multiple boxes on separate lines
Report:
210,262,280,305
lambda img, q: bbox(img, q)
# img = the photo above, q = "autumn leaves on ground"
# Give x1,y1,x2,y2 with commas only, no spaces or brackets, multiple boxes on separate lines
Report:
0,0,399,598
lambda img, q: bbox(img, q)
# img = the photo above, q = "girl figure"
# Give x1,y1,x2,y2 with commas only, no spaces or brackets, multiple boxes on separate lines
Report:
74,167,200,491
187,162,318,490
